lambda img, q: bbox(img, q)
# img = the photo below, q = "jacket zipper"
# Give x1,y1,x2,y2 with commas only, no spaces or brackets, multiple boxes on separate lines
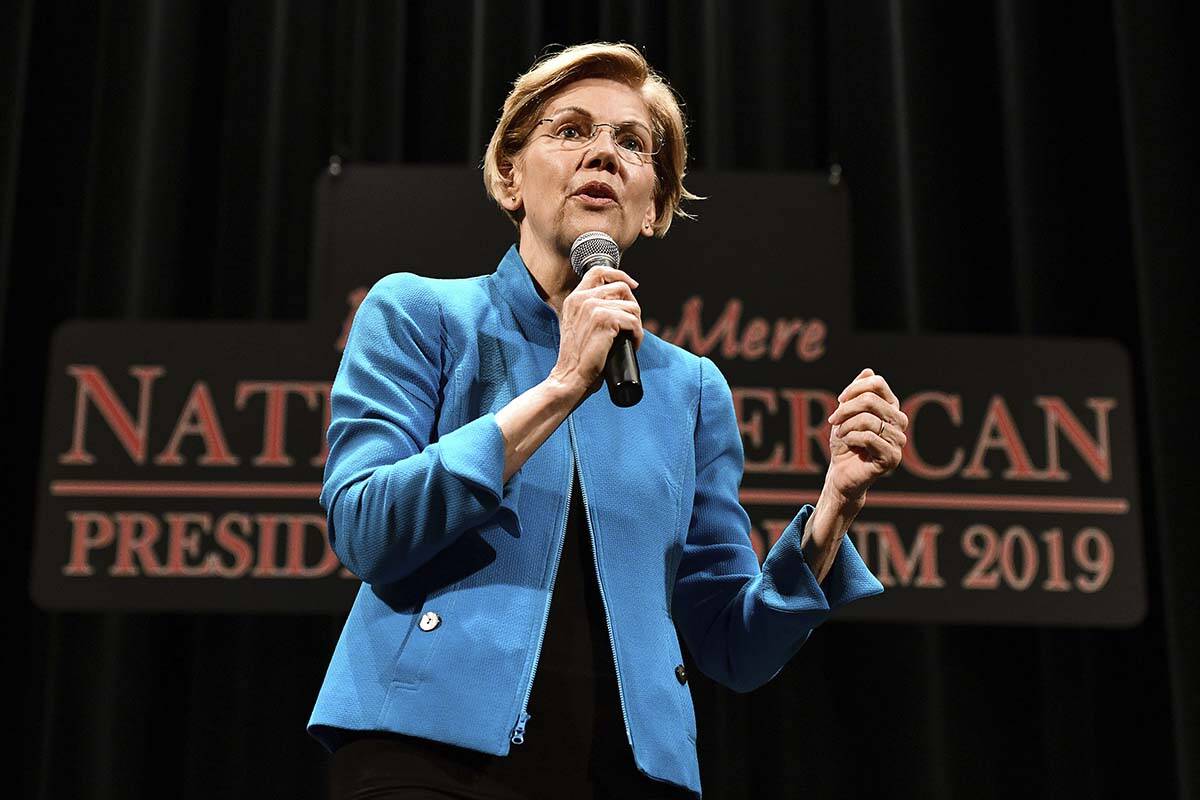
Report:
570,416,634,747
509,417,634,749
510,451,572,745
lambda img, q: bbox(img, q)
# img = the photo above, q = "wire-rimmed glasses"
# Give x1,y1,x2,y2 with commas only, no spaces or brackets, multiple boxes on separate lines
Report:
533,109,660,165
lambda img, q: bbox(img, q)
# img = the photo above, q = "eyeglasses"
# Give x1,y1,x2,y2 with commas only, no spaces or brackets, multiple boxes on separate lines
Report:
533,110,660,165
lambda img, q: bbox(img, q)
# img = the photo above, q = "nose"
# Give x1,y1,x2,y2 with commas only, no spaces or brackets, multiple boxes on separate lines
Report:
582,126,621,174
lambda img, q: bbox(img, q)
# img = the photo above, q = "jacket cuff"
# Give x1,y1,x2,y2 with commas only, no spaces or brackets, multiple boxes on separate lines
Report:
759,504,830,615
435,413,507,503
761,503,884,614
821,527,885,611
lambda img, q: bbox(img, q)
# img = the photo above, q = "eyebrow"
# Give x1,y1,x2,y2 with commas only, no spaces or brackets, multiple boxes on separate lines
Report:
546,105,652,129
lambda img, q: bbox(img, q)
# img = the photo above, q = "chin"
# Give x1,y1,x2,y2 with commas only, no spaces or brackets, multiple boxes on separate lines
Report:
563,218,630,249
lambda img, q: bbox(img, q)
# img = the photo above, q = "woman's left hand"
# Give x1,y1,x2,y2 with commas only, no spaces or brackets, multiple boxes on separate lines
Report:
824,368,908,504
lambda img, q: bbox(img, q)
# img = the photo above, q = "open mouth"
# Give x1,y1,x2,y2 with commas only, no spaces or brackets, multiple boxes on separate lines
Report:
573,182,619,205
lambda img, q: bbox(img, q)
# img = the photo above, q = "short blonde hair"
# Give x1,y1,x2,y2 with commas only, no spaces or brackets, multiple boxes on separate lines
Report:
483,42,700,238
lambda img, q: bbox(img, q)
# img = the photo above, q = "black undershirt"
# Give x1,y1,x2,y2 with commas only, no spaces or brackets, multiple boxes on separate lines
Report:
329,463,692,800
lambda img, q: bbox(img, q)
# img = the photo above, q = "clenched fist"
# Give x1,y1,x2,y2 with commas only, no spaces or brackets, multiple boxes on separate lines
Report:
824,368,908,503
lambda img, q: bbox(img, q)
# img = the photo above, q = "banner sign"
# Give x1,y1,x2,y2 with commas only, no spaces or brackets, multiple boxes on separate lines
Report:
308,167,851,347
748,333,1142,626
32,166,1144,625
32,323,355,612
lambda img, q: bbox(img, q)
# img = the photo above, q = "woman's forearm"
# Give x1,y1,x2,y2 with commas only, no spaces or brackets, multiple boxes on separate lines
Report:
495,374,587,483
801,484,867,584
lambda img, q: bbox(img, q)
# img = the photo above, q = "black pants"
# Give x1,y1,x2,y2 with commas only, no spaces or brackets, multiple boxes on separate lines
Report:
328,731,694,800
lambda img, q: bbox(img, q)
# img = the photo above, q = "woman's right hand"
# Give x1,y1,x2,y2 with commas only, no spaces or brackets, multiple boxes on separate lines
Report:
549,265,644,399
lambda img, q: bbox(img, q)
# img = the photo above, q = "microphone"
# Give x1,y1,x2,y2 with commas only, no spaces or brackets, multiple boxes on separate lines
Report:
569,231,643,408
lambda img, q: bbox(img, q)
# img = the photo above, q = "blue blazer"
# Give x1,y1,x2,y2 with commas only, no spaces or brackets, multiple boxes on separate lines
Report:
308,245,884,796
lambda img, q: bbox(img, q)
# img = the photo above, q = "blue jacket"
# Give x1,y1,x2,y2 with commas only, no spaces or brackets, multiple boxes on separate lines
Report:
308,245,884,795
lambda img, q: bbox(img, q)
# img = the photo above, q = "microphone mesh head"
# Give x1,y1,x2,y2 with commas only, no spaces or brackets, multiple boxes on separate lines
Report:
569,231,621,278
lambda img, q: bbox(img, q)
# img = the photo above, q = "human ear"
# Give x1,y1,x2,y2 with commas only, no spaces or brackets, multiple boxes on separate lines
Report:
499,159,523,212
640,203,657,238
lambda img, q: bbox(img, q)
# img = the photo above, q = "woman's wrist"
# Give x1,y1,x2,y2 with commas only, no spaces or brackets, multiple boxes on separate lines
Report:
543,369,587,405
495,374,587,483
548,361,600,402
799,483,866,583
806,483,866,547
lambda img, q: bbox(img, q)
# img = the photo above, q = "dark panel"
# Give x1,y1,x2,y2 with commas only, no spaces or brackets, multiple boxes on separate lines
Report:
6,1,1191,798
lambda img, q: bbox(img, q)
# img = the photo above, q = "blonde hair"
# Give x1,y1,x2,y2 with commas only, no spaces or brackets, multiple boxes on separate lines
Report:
482,42,700,238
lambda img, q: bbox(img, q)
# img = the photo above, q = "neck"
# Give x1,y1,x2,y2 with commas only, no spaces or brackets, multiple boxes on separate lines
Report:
517,231,579,316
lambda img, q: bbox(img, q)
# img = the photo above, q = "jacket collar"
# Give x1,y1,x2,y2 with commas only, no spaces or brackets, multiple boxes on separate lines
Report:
493,244,560,346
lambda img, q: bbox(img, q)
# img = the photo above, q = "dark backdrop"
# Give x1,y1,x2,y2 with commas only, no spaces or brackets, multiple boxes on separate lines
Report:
5,2,1197,798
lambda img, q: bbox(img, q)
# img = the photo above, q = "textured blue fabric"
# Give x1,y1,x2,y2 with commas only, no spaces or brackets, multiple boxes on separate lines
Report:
308,245,885,796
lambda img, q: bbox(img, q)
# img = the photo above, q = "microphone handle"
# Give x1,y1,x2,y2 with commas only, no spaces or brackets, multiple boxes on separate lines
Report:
604,330,643,407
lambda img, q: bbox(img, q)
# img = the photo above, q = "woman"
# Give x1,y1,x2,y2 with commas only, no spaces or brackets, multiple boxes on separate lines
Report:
310,42,906,799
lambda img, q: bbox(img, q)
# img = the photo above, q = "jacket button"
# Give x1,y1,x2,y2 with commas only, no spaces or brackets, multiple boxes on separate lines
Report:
418,611,441,632
675,664,687,685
